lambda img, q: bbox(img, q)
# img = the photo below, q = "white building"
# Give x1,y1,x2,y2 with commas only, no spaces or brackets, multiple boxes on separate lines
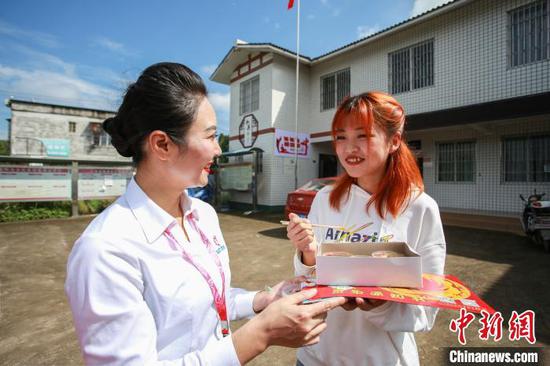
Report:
213,0,550,215
6,99,128,161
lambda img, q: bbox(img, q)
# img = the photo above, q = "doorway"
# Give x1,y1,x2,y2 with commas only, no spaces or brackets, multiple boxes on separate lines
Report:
408,140,423,179
319,154,338,178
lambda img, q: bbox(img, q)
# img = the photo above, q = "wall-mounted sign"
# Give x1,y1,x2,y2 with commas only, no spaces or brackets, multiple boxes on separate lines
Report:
78,168,133,199
275,129,310,158
0,165,71,202
39,138,71,157
239,114,259,148
219,164,253,191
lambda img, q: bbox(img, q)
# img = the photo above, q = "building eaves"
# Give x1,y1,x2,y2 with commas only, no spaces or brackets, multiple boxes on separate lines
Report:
5,98,116,114
244,42,312,61
211,0,470,83
210,43,311,83
312,0,467,62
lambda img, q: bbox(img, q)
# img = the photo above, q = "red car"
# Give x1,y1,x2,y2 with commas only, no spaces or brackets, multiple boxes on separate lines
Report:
284,177,337,219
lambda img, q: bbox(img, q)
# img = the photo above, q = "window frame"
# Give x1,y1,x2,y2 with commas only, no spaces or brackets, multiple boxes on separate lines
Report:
68,121,76,133
388,39,434,95
502,134,550,183
507,0,550,68
320,68,350,112
89,130,111,147
436,140,477,184
239,75,260,115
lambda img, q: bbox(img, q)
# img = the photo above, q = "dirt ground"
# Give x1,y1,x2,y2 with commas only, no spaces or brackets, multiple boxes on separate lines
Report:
0,211,549,365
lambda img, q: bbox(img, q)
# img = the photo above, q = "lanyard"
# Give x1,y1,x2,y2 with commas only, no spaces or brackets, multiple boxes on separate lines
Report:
163,213,229,338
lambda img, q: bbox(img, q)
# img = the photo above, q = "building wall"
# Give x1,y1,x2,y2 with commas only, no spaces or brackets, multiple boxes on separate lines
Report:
228,54,318,206
306,0,550,135
229,63,273,138
228,62,273,205
9,102,127,161
268,55,315,205
271,55,311,131
407,115,550,214
225,0,550,210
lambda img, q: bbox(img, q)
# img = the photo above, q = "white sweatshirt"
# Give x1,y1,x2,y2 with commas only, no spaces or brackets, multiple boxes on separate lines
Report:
294,184,446,366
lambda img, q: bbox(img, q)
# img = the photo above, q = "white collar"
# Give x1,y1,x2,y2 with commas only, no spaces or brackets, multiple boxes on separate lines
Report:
124,178,200,244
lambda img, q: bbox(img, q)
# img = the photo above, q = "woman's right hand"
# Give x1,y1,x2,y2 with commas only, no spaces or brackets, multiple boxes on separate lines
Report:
254,289,346,348
287,213,317,265
233,289,346,364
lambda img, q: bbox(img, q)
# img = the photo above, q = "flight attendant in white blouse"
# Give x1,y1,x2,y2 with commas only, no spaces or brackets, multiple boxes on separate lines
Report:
65,62,345,366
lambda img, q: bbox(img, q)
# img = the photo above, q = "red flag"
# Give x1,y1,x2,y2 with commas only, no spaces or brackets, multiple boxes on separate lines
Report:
288,0,294,9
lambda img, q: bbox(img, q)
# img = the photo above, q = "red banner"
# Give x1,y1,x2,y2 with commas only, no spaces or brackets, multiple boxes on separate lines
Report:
288,0,295,9
305,273,495,314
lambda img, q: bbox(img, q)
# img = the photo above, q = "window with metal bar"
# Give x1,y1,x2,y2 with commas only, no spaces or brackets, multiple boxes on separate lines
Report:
412,41,434,89
389,39,434,94
239,75,260,115
89,130,111,147
320,68,350,111
509,0,549,67
503,135,550,182
437,141,476,182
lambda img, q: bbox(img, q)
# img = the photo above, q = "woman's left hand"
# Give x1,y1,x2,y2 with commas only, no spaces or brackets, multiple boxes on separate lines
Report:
341,298,388,312
253,276,307,313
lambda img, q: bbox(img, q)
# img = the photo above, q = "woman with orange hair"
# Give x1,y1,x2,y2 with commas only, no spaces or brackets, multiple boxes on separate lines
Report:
287,91,446,366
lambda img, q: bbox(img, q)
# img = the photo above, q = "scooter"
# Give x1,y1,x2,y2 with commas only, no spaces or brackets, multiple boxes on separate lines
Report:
520,190,550,253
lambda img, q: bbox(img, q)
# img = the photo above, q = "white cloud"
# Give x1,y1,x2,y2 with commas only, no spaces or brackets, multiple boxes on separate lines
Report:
0,46,122,111
79,64,134,89
11,44,76,75
0,19,59,48
410,0,450,17
201,64,217,76
92,36,135,57
209,92,230,114
0,64,120,111
357,25,381,39
307,14,316,20
274,22,281,30
332,8,340,17
208,92,230,134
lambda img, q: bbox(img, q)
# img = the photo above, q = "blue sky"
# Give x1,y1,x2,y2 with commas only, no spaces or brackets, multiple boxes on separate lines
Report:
0,0,448,140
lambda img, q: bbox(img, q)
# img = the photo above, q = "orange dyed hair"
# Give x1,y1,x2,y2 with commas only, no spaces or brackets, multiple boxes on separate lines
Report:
329,91,423,218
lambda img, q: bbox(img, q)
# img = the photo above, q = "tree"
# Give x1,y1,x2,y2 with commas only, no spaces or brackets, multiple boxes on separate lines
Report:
218,133,229,152
0,140,9,156
217,133,229,163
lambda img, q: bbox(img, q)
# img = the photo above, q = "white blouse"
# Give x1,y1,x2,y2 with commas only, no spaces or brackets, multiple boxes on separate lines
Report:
65,178,256,365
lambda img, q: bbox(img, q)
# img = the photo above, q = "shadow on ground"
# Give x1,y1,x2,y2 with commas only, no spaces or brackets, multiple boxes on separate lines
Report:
444,225,550,345
258,227,288,239
220,210,284,224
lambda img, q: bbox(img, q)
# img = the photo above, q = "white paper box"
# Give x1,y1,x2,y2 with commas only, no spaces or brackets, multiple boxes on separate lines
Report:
316,242,422,288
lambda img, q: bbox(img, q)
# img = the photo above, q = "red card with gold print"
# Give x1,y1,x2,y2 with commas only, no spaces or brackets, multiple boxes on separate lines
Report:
306,273,495,314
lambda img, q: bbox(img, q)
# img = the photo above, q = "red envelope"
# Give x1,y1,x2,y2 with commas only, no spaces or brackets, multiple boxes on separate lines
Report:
305,273,495,314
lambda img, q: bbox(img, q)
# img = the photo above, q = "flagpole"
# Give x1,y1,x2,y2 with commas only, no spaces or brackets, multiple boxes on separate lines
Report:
293,0,300,190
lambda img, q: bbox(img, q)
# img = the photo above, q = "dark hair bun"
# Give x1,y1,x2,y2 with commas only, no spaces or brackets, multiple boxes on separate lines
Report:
103,117,134,157
104,63,207,163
